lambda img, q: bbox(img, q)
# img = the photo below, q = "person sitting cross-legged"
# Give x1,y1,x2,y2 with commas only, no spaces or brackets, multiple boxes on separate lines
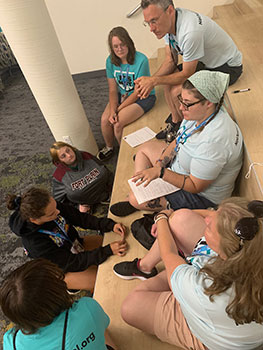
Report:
115,198,263,350
110,70,243,218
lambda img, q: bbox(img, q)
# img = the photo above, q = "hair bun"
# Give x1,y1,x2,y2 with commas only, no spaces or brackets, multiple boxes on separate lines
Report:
248,200,263,218
14,196,22,210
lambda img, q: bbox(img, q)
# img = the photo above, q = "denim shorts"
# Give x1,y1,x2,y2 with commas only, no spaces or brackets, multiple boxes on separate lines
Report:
135,94,156,113
165,189,216,211
118,93,156,113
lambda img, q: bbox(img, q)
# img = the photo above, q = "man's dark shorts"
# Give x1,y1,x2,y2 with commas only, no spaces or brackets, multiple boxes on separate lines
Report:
178,61,243,86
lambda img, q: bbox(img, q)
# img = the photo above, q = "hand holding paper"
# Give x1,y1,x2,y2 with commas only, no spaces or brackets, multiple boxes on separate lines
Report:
128,177,179,205
132,166,161,187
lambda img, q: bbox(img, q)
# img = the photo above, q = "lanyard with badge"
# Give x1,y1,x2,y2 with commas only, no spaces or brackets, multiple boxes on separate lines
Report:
38,216,84,254
120,64,130,103
171,112,215,160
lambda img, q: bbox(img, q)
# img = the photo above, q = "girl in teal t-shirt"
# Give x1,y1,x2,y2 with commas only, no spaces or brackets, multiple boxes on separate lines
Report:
1,259,117,350
97,26,156,161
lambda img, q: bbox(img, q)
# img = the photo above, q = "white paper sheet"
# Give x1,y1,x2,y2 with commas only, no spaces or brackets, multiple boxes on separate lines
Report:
123,127,156,147
128,177,179,204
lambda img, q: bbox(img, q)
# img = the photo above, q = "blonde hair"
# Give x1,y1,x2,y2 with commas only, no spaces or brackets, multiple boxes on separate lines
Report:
201,197,263,325
49,141,77,165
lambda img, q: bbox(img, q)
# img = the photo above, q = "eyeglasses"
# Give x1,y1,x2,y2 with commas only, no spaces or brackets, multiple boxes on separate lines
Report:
112,43,127,50
234,217,259,242
143,7,168,27
177,94,206,111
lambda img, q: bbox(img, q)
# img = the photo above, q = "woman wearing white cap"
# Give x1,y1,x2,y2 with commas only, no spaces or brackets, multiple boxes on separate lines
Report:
110,70,243,217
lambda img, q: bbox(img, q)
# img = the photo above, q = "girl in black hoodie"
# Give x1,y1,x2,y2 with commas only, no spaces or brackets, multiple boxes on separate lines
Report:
7,186,127,292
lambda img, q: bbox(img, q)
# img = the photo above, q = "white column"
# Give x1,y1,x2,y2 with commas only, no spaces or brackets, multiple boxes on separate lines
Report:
0,0,98,154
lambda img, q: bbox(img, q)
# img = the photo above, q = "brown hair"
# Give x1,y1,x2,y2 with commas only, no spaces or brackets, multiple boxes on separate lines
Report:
0,259,73,334
108,27,136,66
201,197,263,325
49,141,77,165
6,187,51,220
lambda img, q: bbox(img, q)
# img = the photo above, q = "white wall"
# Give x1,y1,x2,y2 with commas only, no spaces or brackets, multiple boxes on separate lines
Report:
45,0,232,74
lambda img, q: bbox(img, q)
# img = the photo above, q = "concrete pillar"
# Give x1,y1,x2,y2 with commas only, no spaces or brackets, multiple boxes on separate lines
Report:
0,0,98,154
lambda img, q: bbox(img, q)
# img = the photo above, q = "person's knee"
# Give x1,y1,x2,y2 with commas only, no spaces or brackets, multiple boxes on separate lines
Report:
128,192,140,209
121,291,140,325
169,208,193,232
101,110,110,126
114,121,124,134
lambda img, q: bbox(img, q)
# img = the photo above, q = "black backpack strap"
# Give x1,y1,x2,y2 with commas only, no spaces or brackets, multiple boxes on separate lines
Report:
13,329,19,350
62,310,69,350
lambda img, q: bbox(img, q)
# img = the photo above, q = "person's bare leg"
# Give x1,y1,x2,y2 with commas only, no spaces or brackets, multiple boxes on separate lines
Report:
114,104,144,144
126,139,168,209
129,191,168,211
121,270,169,334
82,235,103,250
101,103,114,148
64,266,97,292
64,235,103,291
163,84,183,123
169,209,206,256
133,139,167,173
137,209,206,273
138,239,162,272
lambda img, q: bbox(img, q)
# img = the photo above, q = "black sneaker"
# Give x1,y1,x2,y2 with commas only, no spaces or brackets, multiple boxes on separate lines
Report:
156,121,182,142
110,201,138,217
113,258,158,280
97,147,114,161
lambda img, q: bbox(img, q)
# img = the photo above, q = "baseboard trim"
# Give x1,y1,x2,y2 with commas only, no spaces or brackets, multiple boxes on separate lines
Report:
73,69,106,81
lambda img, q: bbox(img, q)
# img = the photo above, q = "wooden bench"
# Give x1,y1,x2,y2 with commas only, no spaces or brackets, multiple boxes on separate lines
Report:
94,1,263,348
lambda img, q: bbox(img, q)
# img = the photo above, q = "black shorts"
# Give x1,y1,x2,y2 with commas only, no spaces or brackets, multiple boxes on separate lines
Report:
177,61,242,86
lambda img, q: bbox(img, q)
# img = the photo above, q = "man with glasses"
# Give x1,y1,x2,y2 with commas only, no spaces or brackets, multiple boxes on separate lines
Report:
135,0,242,142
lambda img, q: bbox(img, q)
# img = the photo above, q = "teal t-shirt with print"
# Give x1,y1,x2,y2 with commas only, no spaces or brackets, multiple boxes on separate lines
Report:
4,297,110,350
106,51,155,96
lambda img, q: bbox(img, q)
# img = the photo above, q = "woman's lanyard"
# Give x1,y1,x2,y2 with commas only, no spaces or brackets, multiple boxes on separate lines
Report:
174,112,215,153
38,216,73,244
120,64,130,92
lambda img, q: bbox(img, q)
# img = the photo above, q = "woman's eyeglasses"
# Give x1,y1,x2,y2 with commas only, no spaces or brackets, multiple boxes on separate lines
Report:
177,94,205,111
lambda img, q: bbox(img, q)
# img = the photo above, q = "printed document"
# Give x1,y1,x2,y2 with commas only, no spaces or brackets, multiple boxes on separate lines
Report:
128,178,179,204
123,127,156,147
